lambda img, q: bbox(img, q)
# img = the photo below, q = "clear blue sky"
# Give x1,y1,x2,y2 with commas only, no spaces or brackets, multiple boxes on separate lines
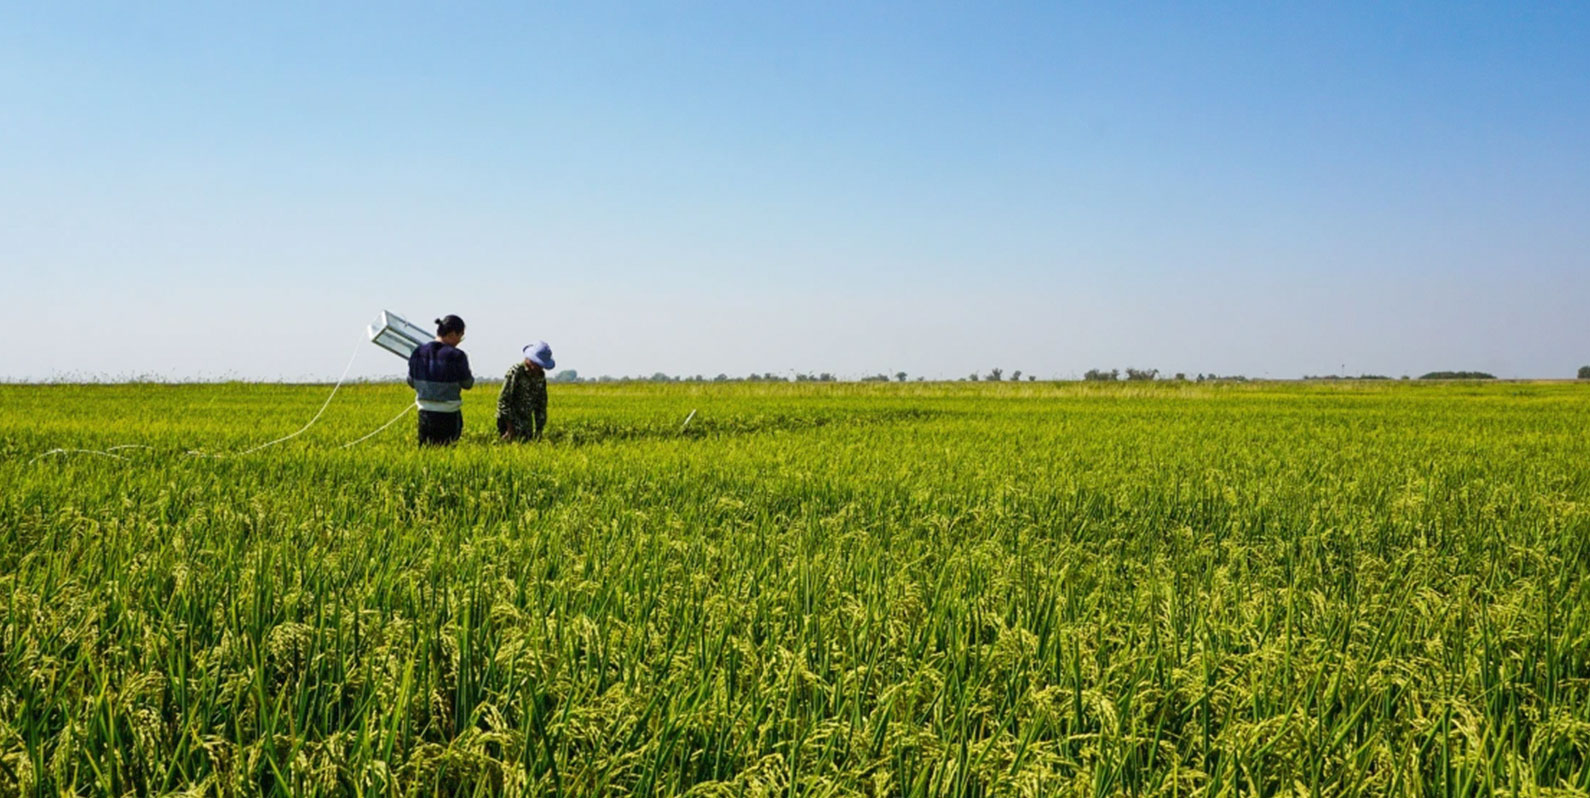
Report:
4,2,1587,380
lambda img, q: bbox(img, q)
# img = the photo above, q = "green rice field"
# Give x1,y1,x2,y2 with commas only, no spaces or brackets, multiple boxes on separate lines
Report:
2,381,1588,796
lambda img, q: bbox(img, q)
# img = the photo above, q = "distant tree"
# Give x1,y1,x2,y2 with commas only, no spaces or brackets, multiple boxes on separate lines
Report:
1125,368,1158,381
1578,366,1590,380
1418,371,1496,380
988,368,1003,381
818,372,835,382
1011,370,1022,381
713,373,729,382
551,369,580,383
895,371,908,382
968,373,980,382
1083,368,1118,382
1174,373,1187,381
1027,375,1036,382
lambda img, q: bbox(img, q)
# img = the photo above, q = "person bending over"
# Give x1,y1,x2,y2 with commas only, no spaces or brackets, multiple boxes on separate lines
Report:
408,315,474,446
498,341,553,441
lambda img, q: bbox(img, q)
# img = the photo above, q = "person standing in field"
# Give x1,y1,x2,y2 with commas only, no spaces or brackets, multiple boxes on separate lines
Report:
408,315,475,446
497,341,553,441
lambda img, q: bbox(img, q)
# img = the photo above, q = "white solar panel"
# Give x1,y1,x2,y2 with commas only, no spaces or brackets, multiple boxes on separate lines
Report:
367,310,432,359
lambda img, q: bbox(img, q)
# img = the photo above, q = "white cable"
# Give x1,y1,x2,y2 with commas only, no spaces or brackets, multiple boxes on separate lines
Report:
27,448,127,466
28,327,414,464
338,404,413,448
186,336,365,458
233,337,364,454
26,443,153,465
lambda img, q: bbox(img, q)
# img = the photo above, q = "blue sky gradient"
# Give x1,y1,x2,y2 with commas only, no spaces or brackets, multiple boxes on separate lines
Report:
4,2,1587,380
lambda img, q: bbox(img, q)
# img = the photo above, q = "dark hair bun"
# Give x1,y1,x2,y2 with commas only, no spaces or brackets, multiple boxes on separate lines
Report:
435,314,467,337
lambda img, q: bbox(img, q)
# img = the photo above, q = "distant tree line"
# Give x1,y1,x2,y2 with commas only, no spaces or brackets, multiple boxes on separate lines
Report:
540,366,1586,383
962,368,1040,382
1086,369,1243,382
1418,371,1496,380
548,370,852,383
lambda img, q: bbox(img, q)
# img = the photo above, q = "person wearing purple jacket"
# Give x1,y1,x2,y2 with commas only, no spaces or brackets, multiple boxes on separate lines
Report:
407,314,475,445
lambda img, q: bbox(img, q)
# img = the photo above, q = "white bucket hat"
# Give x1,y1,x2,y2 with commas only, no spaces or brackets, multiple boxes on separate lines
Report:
523,341,555,369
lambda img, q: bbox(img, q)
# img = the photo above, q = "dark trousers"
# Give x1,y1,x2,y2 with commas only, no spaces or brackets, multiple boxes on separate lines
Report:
417,410,463,446
496,416,540,441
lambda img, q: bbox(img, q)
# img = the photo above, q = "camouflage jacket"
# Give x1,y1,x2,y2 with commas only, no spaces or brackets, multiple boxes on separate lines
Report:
496,362,547,438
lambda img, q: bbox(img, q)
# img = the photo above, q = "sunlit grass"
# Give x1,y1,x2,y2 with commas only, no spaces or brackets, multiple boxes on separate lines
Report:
2,381,1588,795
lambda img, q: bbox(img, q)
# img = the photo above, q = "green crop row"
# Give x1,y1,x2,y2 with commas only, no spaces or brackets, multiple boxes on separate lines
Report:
2,381,1588,796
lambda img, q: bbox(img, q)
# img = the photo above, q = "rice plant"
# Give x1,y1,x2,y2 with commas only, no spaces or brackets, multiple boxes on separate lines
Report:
2,380,1587,796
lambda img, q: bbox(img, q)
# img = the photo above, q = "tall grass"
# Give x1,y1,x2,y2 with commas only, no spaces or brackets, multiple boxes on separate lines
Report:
1,381,1588,795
